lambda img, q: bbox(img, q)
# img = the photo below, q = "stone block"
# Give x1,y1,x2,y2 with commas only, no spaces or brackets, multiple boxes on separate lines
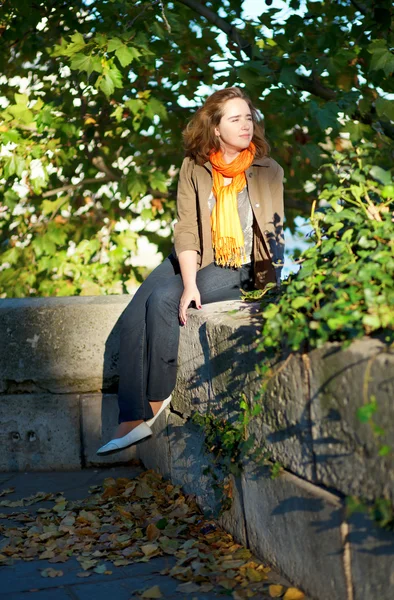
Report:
248,352,315,481
309,339,394,502
348,511,394,600
0,394,81,471
81,393,137,466
166,412,225,517
241,461,348,600
217,473,248,548
0,295,130,394
136,409,171,479
174,301,262,423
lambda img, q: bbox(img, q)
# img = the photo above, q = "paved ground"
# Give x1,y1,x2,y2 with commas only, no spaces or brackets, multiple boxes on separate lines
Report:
0,466,305,600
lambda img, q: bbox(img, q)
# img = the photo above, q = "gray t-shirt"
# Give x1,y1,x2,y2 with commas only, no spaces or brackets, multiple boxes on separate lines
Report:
208,186,253,264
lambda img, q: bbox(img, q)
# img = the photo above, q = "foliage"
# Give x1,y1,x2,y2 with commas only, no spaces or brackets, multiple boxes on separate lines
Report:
0,0,393,296
346,495,394,531
248,151,394,354
192,397,282,481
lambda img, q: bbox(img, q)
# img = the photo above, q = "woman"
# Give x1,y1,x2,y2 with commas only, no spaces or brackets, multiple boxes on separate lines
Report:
97,87,284,455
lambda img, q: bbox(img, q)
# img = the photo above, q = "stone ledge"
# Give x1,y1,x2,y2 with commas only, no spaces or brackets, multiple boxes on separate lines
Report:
2,295,392,502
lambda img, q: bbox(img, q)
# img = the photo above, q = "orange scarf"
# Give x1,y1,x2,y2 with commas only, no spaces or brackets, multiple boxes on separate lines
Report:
210,142,255,268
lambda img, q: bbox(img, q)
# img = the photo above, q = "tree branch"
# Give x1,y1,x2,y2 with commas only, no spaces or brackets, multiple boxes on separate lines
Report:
42,176,113,197
175,0,253,59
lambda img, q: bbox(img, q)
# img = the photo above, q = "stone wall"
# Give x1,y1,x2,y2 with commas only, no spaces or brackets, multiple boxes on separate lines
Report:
1,295,393,600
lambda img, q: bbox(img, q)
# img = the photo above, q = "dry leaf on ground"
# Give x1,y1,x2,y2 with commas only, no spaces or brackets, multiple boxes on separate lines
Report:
1,470,305,600
140,584,162,598
283,588,305,600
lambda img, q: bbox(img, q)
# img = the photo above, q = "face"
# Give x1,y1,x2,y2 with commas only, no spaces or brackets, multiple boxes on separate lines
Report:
214,97,254,153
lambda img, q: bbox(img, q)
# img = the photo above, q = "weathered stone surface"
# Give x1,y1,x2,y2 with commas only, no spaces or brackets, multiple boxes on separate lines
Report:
241,461,347,600
0,295,130,394
136,409,171,480
309,339,394,502
248,353,315,482
217,473,248,548
166,412,221,516
81,393,137,466
174,301,261,422
348,511,394,600
0,394,81,471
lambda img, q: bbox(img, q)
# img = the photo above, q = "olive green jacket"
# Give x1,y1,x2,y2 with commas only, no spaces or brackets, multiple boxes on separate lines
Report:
173,156,285,289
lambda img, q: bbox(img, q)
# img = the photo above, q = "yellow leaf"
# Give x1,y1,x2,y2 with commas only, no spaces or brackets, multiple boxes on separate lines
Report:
246,567,266,582
283,588,305,600
141,585,162,598
269,584,284,597
140,543,159,557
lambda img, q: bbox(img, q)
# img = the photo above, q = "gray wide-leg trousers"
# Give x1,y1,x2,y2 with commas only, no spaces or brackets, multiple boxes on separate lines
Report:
117,253,254,423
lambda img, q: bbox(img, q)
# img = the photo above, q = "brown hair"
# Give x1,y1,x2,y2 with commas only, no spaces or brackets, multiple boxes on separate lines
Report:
182,87,270,165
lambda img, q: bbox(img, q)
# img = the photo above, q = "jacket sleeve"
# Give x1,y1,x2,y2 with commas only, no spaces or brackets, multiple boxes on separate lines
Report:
269,162,285,286
173,158,201,256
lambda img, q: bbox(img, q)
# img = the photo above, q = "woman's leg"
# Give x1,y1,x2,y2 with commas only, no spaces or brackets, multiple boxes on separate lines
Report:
116,258,254,437
117,254,181,427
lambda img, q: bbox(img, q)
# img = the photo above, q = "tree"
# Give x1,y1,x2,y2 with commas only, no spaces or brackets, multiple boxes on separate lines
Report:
0,0,393,297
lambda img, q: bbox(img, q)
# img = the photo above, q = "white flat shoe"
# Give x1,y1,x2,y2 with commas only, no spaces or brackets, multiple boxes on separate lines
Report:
146,395,172,427
96,422,152,455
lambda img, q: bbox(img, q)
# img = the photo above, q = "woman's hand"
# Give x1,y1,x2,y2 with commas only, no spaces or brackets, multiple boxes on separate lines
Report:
179,284,202,326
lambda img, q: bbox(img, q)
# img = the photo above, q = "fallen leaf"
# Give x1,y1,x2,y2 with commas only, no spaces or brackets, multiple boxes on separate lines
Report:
221,559,247,570
146,523,160,541
93,563,107,574
0,488,15,497
140,543,160,557
40,568,63,578
77,571,92,578
269,584,284,597
283,588,305,600
141,584,162,598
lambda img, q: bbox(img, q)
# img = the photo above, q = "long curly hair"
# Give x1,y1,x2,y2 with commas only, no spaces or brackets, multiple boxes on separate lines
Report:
182,87,270,165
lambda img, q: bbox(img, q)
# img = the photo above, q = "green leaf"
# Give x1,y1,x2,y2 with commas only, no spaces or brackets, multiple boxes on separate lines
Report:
14,93,29,106
99,74,115,97
70,53,91,71
127,176,147,200
262,304,279,319
41,197,68,216
32,235,57,257
115,45,141,67
369,166,392,186
64,32,86,56
362,314,381,329
149,170,168,192
108,65,123,89
125,99,144,115
107,37,123,52
279,66,300,87
378,445,391,457
375,97,394,122
356,398,377,423
291,296,309,309
368,40,394,76
310,101,339,130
